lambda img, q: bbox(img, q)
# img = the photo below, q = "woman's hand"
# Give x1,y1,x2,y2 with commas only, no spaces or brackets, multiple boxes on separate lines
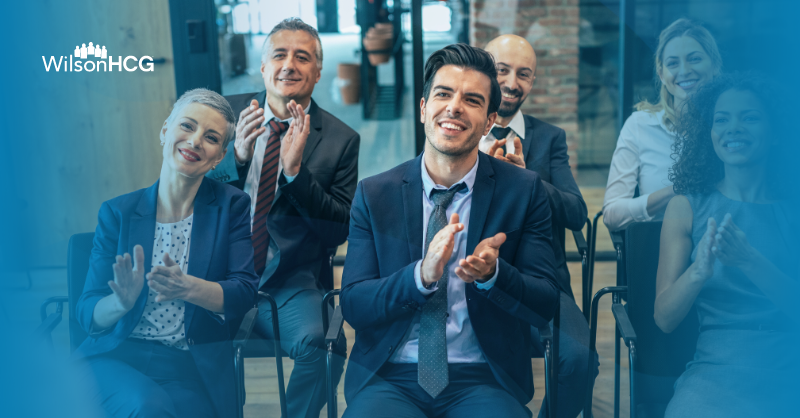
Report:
147,253,198,302
690,217,717,283
108,245,145,312
712,213,758,268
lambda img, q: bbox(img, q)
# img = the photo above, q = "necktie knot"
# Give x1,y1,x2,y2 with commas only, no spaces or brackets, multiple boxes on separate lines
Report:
269,119,290,135
491,126,512,140
429,184,465,209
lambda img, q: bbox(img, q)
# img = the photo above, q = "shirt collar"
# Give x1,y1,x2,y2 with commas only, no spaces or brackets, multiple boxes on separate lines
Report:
489,109,526,140
420,153,479,197
262,101,312,125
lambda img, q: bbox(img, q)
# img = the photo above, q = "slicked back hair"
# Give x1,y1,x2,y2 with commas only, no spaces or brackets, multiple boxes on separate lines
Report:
163,88,235,150
422,43,501,116
262,17,323,69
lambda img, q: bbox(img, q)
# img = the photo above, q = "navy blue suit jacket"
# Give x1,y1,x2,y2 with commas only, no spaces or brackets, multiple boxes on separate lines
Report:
74,178,259,418
340,152,559,406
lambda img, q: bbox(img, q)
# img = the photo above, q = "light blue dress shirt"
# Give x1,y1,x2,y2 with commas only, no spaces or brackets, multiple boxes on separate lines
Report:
391,154,499,364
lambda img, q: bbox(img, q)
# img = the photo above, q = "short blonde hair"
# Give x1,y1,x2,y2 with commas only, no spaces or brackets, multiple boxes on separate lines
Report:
636,18,723,130
163,88,235,150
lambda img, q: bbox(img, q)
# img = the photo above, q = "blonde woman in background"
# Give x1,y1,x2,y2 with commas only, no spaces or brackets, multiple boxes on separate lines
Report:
602,18,722,232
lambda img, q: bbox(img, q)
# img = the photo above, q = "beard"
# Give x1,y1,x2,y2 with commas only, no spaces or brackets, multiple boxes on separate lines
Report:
497,87,525,117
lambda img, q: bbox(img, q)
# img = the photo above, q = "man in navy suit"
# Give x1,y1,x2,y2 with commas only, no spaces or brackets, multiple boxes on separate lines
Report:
481,34,597,418
340,43,559,417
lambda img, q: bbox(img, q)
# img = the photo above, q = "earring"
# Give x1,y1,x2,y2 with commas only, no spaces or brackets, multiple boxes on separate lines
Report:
212,165,217,170
160,141,165,146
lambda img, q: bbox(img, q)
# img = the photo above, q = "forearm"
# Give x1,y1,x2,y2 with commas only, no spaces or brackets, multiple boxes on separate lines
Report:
541,180,587,231
645,185,675,218
91,294,129,332
185,277,225,313
654,264,705,333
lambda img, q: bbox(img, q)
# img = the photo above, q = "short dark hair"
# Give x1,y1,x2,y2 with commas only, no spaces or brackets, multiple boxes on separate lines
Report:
422,43,501,115
263,18,323,68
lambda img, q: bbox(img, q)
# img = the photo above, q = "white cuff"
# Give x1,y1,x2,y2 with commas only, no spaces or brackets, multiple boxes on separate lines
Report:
282,170,297,184
475,259,500,290
631,193,654,222
414,260,437,295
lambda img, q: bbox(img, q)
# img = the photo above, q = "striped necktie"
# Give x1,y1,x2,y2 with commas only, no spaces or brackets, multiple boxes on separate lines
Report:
252,119,289,276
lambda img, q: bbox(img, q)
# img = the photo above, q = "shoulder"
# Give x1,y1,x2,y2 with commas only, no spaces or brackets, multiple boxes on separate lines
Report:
359,159,412,192
102,186,149,213
523,114,565,139
623,110,664,131
664,194,695,230
204,177,251,205
313,102,359,139
488,155,542,186
223,91,261,119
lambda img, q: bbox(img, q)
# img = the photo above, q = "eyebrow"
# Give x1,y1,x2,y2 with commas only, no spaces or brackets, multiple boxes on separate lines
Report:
183,117,222,136
272,47,312,57
665,50,703,60
433,85,486,104
497,62,533,73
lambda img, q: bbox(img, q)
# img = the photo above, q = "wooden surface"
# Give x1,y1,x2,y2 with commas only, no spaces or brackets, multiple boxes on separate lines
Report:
23,0,176,267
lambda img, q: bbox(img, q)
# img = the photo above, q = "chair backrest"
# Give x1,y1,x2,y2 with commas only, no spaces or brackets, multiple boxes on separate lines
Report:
67,233,94,352
625,222,699,414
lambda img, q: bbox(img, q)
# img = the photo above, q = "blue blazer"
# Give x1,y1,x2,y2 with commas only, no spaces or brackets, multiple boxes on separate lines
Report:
340,152,560,406
75,177,259,418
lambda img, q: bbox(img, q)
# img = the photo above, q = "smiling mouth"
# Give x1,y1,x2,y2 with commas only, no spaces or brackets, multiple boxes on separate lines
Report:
676,80,699,89
278,78,301,82
502,92,519,100
179,148,201,162
438,121,466,133
722,140,750,151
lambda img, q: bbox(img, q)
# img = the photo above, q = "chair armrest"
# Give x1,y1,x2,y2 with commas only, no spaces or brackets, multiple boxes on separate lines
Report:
611,303,637,347
538,324,553,345
233,306,259,348
40,296,68,323
609,230,624,250
36,296,68,343
572,229,589,256
325,305,344,345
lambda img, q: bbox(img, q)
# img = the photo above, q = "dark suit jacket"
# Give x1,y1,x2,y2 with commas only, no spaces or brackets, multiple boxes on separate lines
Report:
340,152,559,406
75,178,259,418
216,91,360,301
520,114,588,297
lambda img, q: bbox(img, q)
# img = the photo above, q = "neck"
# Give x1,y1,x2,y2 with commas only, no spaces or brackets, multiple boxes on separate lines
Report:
717,163,768,203
267,93,311,120
423,145,478,188
157,166,203,222
494,111,516,128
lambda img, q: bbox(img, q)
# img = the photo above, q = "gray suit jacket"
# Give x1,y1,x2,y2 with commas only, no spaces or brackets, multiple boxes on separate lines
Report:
211,91,360,304
520,114,587,297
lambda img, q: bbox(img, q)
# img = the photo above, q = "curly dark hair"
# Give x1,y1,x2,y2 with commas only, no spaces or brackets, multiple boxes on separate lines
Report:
670,72,788,196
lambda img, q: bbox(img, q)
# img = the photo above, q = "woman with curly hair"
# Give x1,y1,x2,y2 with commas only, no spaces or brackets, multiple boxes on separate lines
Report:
602,18,722,231
654,72,799,416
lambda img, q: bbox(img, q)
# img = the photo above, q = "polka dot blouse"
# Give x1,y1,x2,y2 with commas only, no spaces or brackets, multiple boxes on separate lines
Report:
129,214,193,350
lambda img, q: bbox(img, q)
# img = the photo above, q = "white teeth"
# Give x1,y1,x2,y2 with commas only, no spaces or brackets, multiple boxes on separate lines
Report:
677,80,697,88
725,141,745,148
440,122,464,131
502,92,517,99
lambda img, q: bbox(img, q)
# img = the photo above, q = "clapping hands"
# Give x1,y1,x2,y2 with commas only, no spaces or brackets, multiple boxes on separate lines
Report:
281,100,311,177
109,245,145,312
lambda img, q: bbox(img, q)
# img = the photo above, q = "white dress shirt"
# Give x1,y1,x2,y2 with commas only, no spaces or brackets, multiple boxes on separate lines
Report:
478,109,526,156
603,110,675,231
391,155,499,364
241,104,306,229
129,215,193,350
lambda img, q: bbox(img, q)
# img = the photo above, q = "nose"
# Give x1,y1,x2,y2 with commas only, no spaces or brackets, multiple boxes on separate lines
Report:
446,93,464,116
282,55,297,73
186,131,202,148
506,72,520,92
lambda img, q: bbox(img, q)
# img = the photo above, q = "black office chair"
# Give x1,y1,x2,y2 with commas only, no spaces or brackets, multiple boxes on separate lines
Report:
585,222,699,418
37,233,281,418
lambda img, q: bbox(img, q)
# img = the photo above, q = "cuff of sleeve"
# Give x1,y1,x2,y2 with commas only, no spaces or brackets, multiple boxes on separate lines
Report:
633,193,655,222
475,259,500,291
282,170,297,183
414,260,437,295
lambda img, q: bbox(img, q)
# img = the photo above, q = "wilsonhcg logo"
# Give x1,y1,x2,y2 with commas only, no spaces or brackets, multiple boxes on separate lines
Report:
42,42,155,72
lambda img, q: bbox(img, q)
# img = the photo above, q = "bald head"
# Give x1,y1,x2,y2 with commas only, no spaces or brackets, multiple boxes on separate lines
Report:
484,35,537,118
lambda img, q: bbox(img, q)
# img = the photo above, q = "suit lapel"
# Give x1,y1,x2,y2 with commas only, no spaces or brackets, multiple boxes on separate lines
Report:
301,99,324,165
188,178,219,281
467,153,496,256
521,114,534,163
402,154,425,261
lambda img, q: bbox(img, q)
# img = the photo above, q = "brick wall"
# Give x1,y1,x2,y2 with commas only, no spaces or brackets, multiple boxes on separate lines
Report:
471,0,580,172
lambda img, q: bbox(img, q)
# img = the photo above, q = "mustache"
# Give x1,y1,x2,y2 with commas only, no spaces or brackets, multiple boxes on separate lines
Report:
501,87,522,97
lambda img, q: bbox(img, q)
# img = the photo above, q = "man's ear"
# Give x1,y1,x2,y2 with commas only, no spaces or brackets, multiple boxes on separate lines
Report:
420,98,426,124
160,120,168,142
484,112,498,135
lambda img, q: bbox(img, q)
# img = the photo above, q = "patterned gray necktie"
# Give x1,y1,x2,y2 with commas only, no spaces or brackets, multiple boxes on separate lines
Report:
418,184,464,398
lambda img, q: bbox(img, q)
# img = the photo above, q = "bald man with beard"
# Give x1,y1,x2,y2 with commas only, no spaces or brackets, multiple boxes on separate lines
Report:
481,35,598,418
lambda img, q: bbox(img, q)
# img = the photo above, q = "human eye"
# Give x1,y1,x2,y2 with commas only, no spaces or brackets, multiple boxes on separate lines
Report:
713,117,728,124
207,135,219,143
181,122,193,130
666,59,678,68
